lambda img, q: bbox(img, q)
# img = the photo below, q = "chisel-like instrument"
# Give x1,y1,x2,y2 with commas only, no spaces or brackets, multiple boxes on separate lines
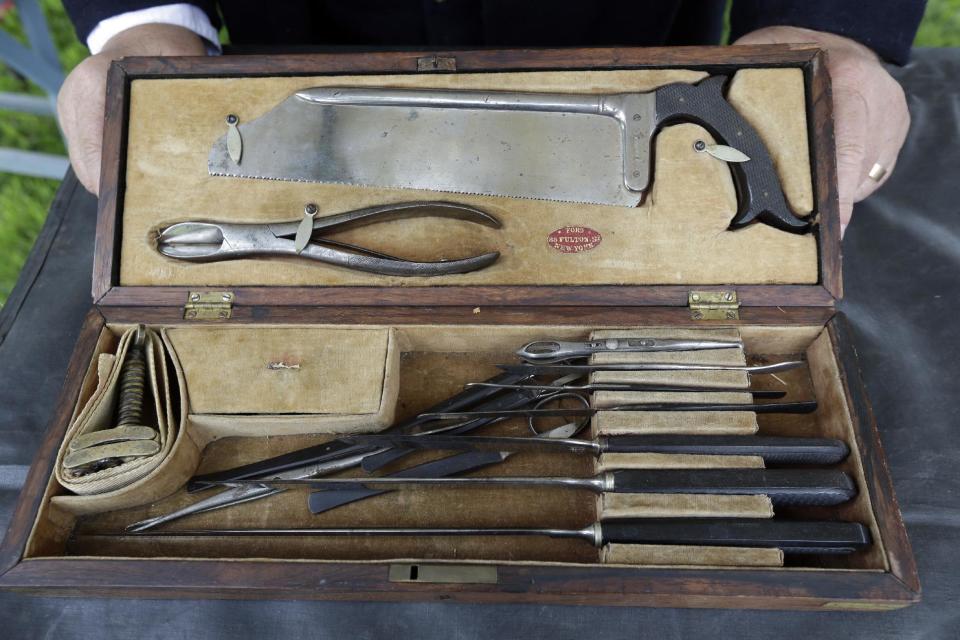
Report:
221,468,857,507
516,337,740,362
128,518,871,554
464,381,786,398
495,361,804,376
346,434,850,465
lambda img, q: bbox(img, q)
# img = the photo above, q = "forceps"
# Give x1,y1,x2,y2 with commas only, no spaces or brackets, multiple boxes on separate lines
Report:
156,201,501,276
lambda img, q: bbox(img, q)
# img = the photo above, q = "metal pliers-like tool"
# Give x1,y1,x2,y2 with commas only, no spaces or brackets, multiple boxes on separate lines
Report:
156,201,501,276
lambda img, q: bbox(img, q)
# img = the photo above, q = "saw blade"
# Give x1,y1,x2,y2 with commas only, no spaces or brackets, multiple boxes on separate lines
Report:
208,92,645,206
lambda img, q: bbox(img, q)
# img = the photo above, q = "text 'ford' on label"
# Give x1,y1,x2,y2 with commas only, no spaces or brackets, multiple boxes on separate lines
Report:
547,226,602,253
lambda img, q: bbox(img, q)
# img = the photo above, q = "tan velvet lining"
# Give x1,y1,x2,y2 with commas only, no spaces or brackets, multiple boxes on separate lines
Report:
602,544,783,567
601,492,773,519
594,411,758,435
596,453,764,470
23,322,885,575
167,327,390,414
586,327,776,568
120,68,817,288
801,331,889,571
589,328,758,435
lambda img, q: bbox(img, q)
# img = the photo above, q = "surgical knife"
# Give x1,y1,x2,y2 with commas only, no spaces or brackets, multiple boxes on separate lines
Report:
464,381,785,398
224,468,857,507
495,361,804,376
343,434,850,465
516,337,740,362
126,518,872,554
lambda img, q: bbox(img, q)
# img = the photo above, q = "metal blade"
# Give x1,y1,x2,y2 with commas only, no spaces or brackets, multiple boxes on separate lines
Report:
308,449,509,515
495,361,805,375
464,382,785,398
208,91,647,206
121,518,870,554
221,476,602,491
346,434,600,455
344,433,849,465
310,419,586,514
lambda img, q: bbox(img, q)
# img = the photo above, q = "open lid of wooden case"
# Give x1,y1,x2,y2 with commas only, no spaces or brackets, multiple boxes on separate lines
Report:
91,45,841,315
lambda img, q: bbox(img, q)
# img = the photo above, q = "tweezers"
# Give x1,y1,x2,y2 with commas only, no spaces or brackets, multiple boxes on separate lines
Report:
156,201,501,276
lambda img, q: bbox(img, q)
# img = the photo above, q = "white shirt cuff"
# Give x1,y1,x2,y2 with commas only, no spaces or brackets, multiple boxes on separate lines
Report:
86,3,221,55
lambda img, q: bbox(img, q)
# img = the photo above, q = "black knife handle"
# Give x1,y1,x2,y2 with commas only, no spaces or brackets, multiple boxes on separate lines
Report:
611,401,817,414
608,468,856,506
308,450,507,514
600,435,849,465
188,370,530,491
598,518,871,553
654,75,809,233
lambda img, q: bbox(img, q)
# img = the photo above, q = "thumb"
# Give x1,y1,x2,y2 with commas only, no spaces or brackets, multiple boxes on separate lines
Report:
831,86,871,236
57,56,109,196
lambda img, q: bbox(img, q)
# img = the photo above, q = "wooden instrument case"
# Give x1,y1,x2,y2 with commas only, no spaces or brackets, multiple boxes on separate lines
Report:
0,45,919,610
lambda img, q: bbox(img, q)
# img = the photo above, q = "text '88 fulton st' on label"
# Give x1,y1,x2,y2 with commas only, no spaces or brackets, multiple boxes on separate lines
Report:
547,226,602,253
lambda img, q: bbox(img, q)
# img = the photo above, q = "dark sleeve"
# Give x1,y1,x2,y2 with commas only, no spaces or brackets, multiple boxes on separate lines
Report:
61,1,221,45
729,0,927,65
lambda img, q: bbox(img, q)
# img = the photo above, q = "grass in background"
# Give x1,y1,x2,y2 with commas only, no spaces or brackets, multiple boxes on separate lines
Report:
0,0,84,302
0,0,958,304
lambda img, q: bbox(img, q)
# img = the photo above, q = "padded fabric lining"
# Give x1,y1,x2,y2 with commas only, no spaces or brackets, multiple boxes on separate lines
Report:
166,326,400,436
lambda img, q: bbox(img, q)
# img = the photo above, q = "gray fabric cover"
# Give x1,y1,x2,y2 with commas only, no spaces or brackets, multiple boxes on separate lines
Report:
1,48,957,638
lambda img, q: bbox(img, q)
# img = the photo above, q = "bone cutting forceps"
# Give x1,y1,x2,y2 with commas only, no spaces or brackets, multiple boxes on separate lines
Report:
156,201,501,276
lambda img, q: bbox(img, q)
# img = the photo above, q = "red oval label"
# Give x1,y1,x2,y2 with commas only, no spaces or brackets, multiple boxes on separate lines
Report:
547,226,602,253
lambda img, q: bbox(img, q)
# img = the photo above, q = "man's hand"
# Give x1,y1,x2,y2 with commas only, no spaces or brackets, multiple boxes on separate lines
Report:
734,26,910,236
57,24,207,195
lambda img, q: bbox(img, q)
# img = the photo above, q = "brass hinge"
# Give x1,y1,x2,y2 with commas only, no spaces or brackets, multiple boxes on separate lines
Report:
688,290,739,320
184,291,234,320
417,55,457,72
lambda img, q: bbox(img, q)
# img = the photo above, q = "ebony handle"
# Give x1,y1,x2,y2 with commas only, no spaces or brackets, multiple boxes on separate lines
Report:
610,401,817,414
608,468,856,506
654,76,809,232
599,518,871,553
601,435,849,465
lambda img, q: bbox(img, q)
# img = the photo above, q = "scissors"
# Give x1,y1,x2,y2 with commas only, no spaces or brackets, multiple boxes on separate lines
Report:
156,201,501,276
